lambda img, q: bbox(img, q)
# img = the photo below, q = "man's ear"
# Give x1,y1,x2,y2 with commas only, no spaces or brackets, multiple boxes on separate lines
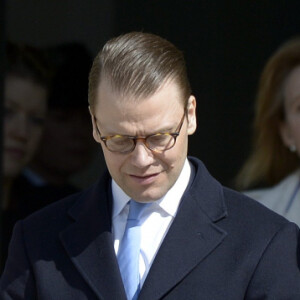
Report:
88,106,101,143
186,95,197,135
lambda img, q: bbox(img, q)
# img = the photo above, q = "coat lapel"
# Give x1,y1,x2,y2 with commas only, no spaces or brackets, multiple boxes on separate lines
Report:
139,158,228,300
59,158,227,300
60,174,127,300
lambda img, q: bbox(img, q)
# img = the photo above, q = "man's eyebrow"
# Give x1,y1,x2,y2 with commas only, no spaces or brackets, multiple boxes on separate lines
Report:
108,126,175,137
146,120,180,135
97,118,177,136
154,125,175,133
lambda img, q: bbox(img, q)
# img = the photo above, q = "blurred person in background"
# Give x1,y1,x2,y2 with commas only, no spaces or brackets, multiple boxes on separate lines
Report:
236,37,300,227
16,42,97,212
2,42,51,268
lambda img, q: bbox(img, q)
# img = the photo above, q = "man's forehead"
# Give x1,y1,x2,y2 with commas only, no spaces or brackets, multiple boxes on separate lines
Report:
94,78,184,131
95,76,182,108
97,77,156,102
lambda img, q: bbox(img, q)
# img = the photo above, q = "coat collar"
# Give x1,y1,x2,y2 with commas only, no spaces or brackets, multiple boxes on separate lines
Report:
66,157,227,224
60,157,227,300
60,171,127,300
139,157,228,299
187,156,228,222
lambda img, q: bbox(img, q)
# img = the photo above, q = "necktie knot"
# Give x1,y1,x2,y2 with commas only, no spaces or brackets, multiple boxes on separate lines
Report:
128,200,149,223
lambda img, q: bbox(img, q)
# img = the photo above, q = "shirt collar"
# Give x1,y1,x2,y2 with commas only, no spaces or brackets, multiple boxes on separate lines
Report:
112,158,191,218
157,158,191,217
112,180,130,218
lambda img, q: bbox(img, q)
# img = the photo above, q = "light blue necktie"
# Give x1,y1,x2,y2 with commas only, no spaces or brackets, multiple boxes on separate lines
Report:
117,200,149,300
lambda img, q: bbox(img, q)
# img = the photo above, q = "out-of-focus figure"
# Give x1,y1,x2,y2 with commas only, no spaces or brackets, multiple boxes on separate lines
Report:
2,42,51,266
236,37,300,226
15,42,96,210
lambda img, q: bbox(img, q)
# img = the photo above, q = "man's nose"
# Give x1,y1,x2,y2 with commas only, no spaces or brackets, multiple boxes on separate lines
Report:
129,140,154,167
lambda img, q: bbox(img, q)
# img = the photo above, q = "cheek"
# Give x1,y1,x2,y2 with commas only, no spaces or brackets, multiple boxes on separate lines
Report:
158,150,178,168
170,133,188,158
157,139,188,171
102,147,125,174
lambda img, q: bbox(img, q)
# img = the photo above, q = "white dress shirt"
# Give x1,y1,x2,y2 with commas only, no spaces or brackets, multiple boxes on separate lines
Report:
112,159,191,286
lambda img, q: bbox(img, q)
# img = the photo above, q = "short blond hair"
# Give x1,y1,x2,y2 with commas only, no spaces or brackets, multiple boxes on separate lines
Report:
88,32,191,110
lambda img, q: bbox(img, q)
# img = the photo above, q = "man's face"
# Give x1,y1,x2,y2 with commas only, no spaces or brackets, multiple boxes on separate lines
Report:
91,78,196,202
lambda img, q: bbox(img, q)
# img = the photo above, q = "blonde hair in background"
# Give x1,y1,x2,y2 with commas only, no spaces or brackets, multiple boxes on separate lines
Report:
236,37,300,190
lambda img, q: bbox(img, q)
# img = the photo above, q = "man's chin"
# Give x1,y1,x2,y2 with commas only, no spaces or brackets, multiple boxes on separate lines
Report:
126,187,166,203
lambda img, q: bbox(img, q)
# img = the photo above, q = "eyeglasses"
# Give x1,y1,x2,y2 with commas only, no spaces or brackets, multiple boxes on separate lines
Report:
93,112,185,154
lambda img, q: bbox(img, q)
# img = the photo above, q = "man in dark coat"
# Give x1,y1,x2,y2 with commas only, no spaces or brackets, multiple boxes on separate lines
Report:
1,32,300,299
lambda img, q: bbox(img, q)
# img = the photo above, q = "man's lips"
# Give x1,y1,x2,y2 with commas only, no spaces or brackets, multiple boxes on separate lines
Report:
129,172,160,184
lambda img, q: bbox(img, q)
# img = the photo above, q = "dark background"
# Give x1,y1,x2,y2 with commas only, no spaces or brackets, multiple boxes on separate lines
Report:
2,0,300,188
115,1,300,185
